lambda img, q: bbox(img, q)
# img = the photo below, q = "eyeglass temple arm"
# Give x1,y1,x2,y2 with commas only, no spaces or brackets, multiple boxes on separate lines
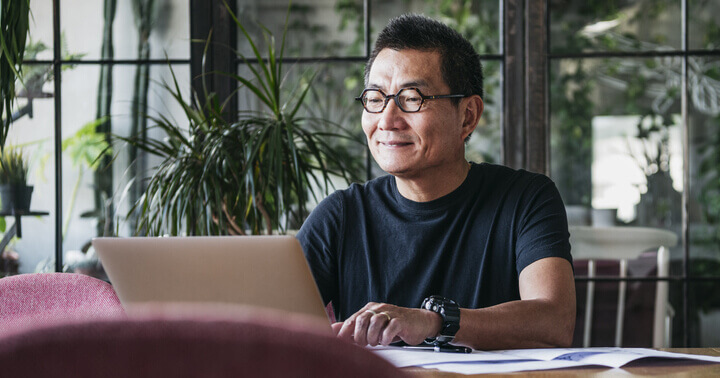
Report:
423,94,467,100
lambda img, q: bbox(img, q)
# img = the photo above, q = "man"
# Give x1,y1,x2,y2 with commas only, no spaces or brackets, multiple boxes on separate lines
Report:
297,14,575,350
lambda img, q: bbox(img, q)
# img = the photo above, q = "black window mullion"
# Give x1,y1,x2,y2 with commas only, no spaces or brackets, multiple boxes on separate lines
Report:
23,59,191,65
681,0,690,348
53,0,63,272
576,276,720,282
549,49,720,59
503,0,525,170
190,0,236,121
525,0,548,174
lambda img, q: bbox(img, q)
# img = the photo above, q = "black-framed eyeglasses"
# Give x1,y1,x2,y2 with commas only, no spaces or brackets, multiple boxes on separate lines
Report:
355,88,467,113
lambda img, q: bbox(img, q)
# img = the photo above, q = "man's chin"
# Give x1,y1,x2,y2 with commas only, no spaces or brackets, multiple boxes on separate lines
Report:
378,163,413,177
373,155,419,177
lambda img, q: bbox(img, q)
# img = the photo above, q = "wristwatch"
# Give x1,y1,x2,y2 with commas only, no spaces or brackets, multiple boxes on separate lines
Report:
421,295,461,344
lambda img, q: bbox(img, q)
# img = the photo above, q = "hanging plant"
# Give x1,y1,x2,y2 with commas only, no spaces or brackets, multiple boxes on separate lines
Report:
0,0,31,150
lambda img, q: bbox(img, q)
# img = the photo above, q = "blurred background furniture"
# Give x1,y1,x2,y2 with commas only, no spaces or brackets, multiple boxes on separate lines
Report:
570,226,678,348
0,273,124,327
0,305,407,378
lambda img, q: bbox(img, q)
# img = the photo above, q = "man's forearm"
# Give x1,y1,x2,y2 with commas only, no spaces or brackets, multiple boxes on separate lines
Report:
453,298,576,350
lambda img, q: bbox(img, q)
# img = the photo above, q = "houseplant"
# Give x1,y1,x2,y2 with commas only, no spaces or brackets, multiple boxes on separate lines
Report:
0,147,32,213
120,2,363,236
0,0,31,150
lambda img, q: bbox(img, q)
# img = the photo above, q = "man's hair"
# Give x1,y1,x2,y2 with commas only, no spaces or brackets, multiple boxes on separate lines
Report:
364,14,484,103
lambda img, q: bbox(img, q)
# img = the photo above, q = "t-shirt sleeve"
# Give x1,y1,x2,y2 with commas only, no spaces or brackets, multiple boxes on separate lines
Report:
295,191,344,305
515,174,573,274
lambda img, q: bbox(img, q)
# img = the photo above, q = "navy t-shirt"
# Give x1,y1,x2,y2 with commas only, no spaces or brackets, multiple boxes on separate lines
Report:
296,162,572,321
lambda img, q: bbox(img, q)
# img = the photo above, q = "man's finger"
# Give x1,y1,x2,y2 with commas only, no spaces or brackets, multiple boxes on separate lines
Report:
331,322,343,336
380,318,402,346
353,311,373,345
366,313,390,346
337,317,355,340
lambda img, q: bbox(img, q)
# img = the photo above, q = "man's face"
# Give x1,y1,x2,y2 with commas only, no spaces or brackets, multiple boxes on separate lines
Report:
362,48,470,179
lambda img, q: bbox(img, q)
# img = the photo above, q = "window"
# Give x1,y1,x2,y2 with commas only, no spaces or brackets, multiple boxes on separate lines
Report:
10,0,190,273
548,0,720,347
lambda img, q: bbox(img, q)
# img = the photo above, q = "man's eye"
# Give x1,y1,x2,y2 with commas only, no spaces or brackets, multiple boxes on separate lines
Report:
404,96,422,103
366,98,384,104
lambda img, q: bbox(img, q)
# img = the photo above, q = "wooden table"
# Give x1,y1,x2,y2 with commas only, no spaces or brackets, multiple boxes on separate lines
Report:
404,348,720,377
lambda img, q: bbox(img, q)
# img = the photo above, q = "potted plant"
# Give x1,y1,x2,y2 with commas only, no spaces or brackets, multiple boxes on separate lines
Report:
119,3,363,236
0,148,32,213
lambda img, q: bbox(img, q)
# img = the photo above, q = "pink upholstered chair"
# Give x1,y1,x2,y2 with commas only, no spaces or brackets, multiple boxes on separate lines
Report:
0,273,124,332
0,305,409,378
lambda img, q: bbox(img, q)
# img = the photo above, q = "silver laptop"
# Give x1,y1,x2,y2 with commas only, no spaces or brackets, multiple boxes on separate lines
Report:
93,236,329,323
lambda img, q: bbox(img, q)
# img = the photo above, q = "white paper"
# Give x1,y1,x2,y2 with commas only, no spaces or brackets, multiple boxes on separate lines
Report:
371,346,720,375
419,360,586,375
372,347,527,367
493,347,720,368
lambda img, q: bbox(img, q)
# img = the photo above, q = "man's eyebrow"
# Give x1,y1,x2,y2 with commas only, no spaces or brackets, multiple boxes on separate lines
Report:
400,80,429,88
365,80,430,91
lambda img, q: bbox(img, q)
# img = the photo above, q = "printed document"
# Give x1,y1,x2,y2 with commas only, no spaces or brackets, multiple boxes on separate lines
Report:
372,347,720,375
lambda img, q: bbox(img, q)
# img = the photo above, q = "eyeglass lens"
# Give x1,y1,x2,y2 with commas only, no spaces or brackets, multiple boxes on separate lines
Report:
362,88,424,113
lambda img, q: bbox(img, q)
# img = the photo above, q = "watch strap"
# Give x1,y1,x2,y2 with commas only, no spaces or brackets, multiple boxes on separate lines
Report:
421,295,460,344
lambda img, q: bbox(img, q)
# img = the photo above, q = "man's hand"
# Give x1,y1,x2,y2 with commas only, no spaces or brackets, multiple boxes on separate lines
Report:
332,302,442,346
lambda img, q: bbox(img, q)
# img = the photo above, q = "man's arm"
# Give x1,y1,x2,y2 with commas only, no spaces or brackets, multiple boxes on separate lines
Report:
453,257,576,349
334,257,576,350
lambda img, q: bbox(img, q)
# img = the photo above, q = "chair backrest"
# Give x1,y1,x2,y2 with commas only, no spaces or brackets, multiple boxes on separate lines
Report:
0,306,409,378
0,273,124,330
569,226,678,348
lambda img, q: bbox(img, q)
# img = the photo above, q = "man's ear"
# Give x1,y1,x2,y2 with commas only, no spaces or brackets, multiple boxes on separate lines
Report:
461,95,484,140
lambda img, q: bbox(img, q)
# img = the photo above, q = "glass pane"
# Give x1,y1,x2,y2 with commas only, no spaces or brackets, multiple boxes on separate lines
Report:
61,0,190,61
300,62,368,180
550,0,681,54
236,0,364,58
551,57,683,235
27,0,54,61
60,64,191,273
2,68,56,275
688,57,720,275
61,64,108,261
371,0,501,55
688,280,720,347
689,0,720,50
467,59,501,165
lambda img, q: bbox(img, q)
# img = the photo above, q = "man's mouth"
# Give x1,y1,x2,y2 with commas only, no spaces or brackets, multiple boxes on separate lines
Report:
379,141,413,147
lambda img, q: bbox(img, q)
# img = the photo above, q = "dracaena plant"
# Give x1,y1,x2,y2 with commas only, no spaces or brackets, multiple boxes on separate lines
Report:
120,2,363,236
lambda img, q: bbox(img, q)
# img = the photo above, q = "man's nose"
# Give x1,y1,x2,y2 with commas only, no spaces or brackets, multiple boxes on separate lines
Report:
377,97,406,131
